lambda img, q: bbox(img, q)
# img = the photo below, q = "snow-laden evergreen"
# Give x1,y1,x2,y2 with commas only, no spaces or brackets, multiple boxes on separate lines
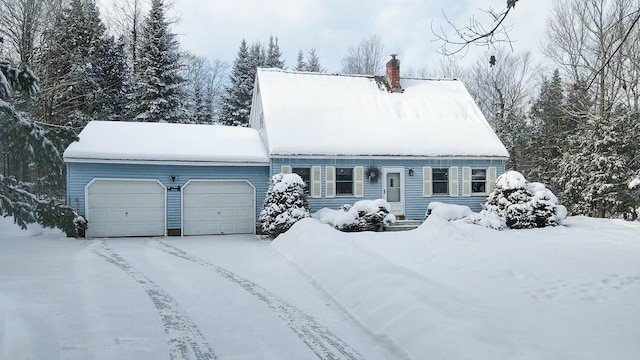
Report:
482,170,565,229
221,37,285,127
264,35,285,69
557,112,635,218
220,39,253,127
0,59,81,235
35,0,129,127
134,0,185,123
259,173,310,238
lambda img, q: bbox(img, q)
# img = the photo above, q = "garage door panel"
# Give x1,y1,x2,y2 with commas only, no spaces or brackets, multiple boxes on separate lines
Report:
86,179,165,238
183,180,254,235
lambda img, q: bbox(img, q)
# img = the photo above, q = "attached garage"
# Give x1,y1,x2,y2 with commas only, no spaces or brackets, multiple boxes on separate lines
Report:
182,180,255,235
64,121,269,238
86,179,165,238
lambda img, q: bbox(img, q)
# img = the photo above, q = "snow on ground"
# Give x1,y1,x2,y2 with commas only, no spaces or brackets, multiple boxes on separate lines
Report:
1,216,639,360
273,216,640,360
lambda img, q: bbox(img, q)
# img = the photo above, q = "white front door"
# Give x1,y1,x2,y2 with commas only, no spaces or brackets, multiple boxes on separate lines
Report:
382,167,404,216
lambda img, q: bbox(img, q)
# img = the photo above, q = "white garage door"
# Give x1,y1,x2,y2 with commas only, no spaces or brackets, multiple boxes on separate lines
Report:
182,180,255,235
86,179,165,238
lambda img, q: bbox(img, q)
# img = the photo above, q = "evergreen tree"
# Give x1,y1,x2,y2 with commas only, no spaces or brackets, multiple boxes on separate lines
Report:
97,36,131,121
134,0,185,123
220,39,253,127
483,171,563,229
295,50,306,71
36,0,130,126
305,49,324,72
264,35,284,69
294,49,325,73
557,113,629,217
259,173,310,238
527,69,566,187
0,60,81,235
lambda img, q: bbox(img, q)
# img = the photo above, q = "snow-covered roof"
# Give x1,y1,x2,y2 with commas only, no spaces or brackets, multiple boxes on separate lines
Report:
63,121,269,164
255,68,509,158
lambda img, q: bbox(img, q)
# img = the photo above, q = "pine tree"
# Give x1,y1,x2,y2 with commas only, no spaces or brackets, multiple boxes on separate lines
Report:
295,50,306,71
264,35,284,69
134,0,185,123
295,49,325,72
36,0,130,126
527,69,566,187
483,171,562,229
305,49,324,72
0,60,81,235
220,39,253,127
97,36,131,121
259,173,310,238
557,113,629,217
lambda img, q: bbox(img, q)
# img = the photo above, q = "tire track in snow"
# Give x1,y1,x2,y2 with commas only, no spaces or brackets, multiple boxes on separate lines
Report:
93,240,217,360
151,239,366,360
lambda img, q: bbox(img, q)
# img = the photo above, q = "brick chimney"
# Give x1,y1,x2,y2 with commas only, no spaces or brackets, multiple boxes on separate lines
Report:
386,54,401,92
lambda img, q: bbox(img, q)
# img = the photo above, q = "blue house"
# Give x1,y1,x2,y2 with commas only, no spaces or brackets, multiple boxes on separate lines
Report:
64,57,508,237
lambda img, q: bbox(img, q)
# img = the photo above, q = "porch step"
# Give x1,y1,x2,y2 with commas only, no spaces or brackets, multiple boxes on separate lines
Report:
384,220,423,232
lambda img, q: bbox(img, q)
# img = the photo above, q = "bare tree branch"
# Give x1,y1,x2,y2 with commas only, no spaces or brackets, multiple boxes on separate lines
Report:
433,1,520,56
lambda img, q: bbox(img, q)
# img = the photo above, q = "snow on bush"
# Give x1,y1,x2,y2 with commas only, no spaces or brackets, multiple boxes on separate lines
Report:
483,171,565,229
259,173,310,238
313,199,396,232
425,202,474,220
426,202,507,230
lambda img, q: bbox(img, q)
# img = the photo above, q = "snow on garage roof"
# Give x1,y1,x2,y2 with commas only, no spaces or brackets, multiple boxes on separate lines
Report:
255,68,509,158
63,121,269,164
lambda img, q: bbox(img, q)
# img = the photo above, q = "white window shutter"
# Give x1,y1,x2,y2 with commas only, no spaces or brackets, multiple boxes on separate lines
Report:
311,166,321,198
326,166,335,198
354,166,364,197
423,166,432,197
462,166,471,197
449,167,459,197
487,166,497,192
281,165,291,174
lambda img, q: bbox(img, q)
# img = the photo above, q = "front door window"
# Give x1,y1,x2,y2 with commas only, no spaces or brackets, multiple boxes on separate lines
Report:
386,172,401,202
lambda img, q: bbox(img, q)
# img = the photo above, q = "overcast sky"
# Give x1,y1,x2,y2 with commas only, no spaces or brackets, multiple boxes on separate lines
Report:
100,0,555,73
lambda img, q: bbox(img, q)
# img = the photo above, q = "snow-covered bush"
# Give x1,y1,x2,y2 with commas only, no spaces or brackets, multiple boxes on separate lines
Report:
483,171,565,229
259,173,310,238
313,199,396,232
425,202,474,220
425,202,507,230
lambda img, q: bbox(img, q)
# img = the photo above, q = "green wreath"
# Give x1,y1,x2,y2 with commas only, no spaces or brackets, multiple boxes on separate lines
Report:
366,166,380,184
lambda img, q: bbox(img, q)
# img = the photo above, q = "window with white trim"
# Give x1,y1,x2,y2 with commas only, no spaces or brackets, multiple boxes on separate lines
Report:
432,168,449,195
472,169,487,194
292,167,311,194
336,167,353,195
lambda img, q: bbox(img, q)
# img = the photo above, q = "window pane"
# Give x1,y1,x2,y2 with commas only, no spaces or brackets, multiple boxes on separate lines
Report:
432,169,448,181
336,181,353,195
433,182,448,195
472,169,486,180
472,182,486,193
292,167,311,194
336,167,353,181
387,188,400,202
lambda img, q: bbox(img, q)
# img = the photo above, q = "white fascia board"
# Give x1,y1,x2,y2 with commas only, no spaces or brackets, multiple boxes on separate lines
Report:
64,158,269,167
269,154,509,161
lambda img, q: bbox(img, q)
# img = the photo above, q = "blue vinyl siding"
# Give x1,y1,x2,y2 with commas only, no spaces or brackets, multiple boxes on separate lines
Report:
67,162,269,230
272,158,506,220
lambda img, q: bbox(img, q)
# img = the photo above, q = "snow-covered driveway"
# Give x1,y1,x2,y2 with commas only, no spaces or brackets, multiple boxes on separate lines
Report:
0,234,405,360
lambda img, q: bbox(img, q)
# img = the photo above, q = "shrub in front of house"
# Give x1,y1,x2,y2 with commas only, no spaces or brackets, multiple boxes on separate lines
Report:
313,199,396,232
259,173,310,238
482,171,566,229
